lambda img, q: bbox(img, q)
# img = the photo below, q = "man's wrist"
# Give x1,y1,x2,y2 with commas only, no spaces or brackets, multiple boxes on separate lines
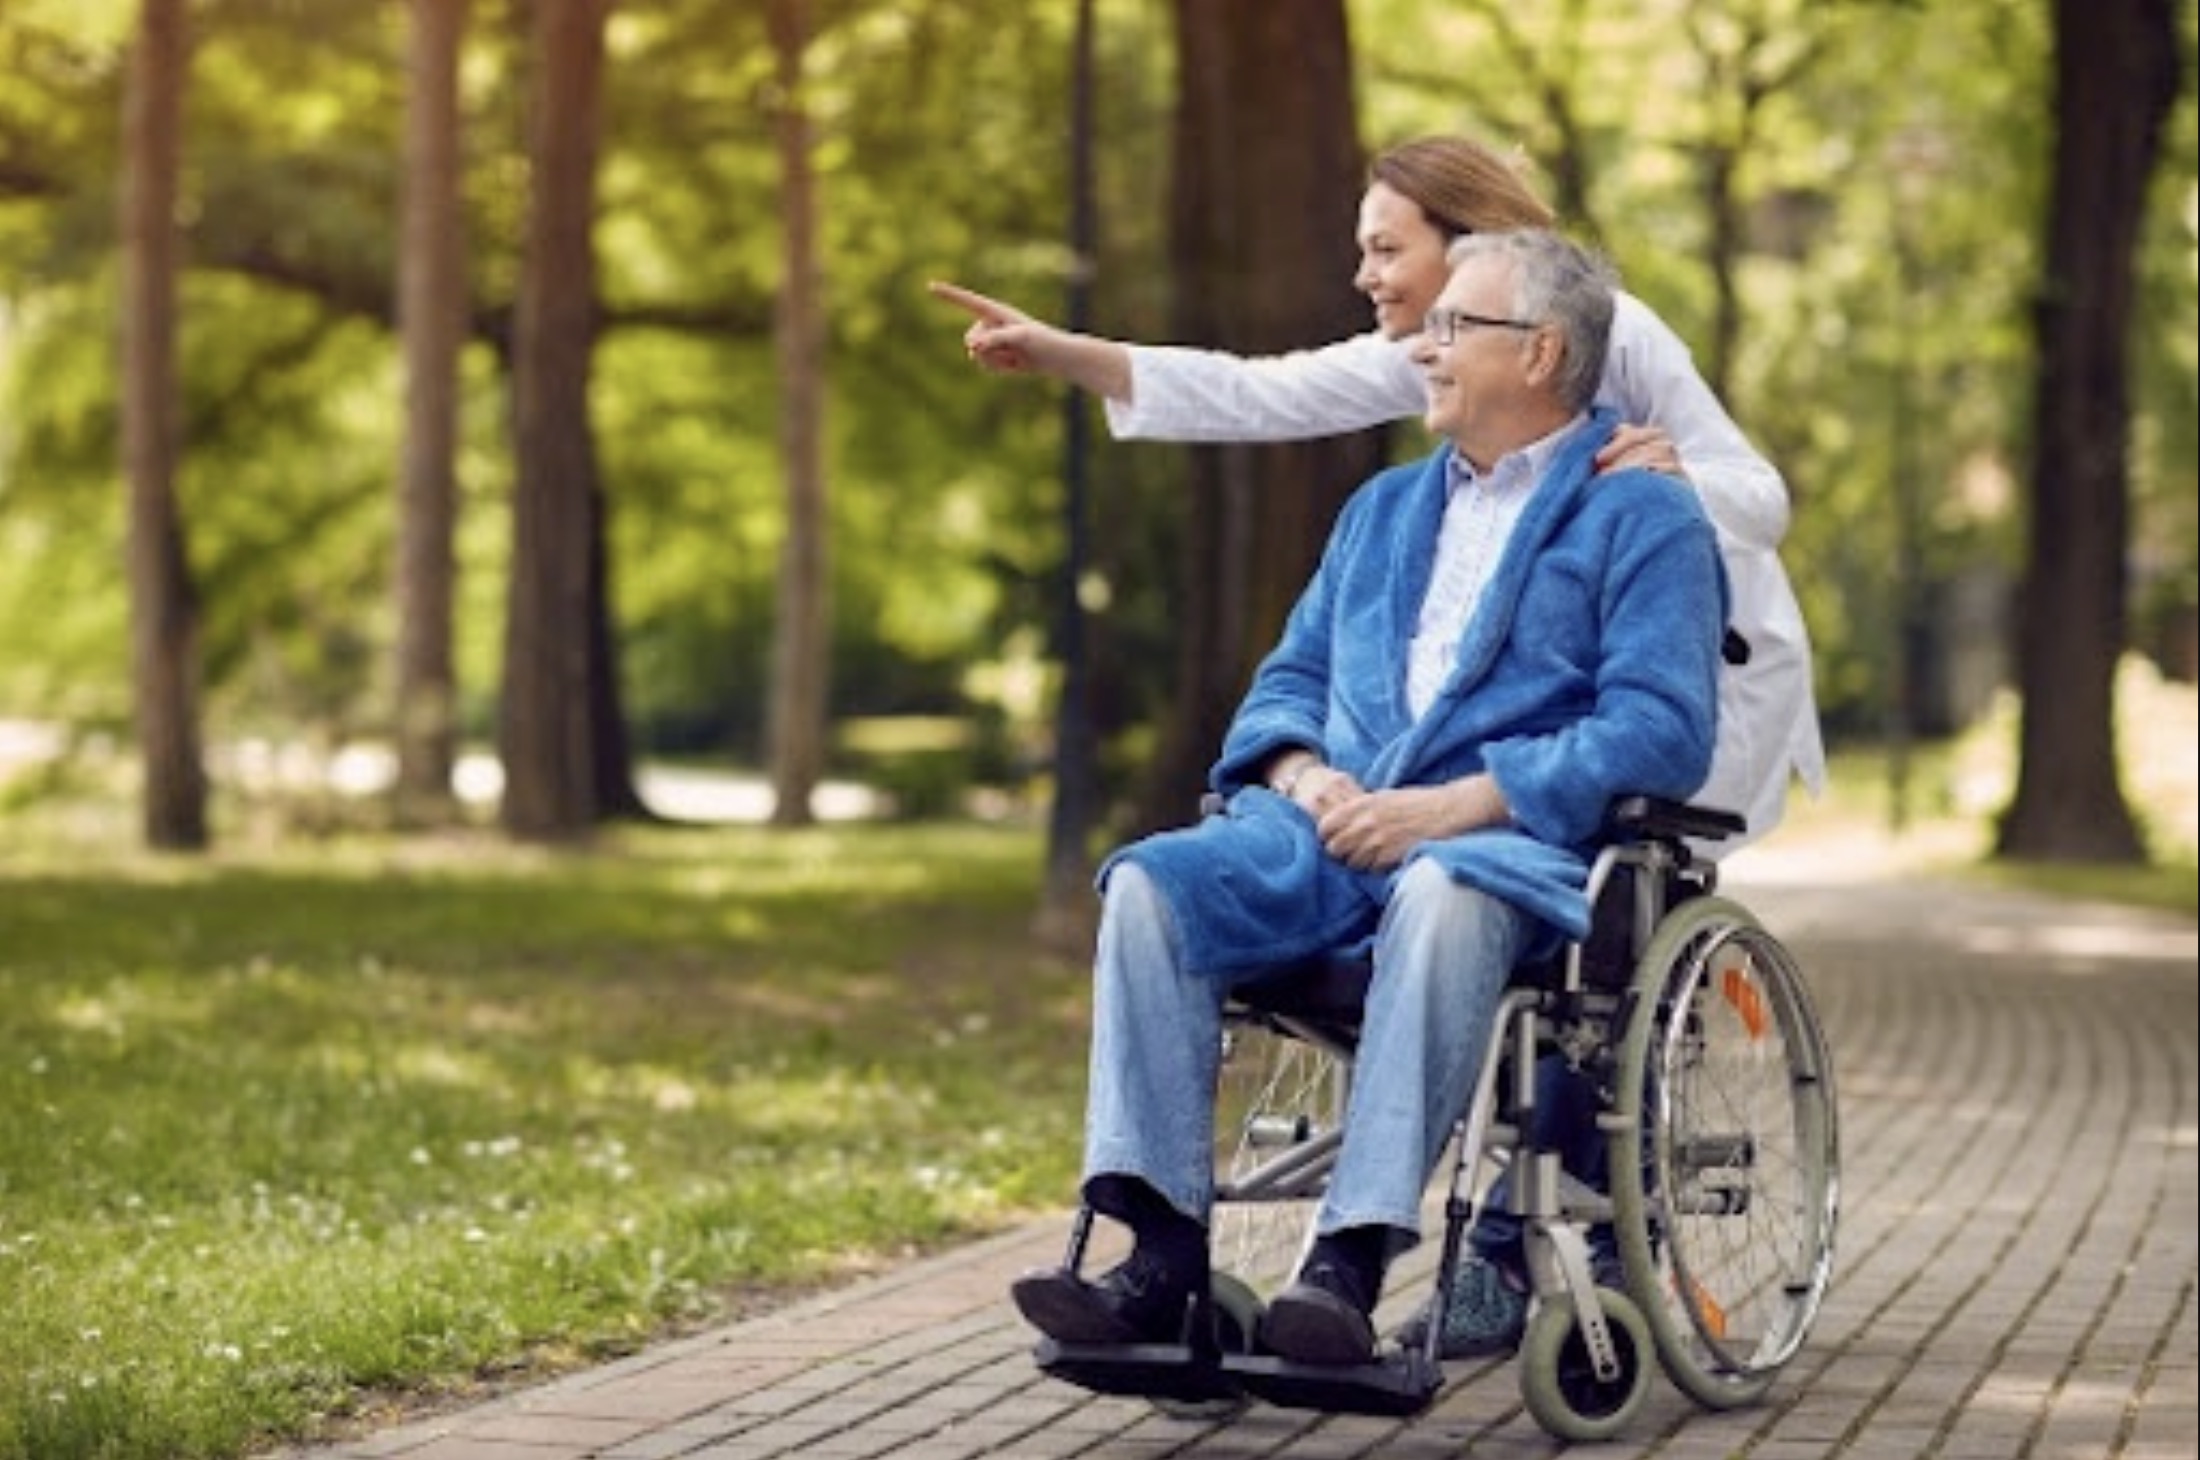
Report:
1271,751,1322,797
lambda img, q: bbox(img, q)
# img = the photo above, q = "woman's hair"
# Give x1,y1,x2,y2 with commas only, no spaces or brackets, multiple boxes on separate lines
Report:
1369,136,1556,238
1448,229,1617,412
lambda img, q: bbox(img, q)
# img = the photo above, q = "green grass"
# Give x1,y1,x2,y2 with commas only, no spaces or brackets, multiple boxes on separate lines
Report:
0,823,1091,1460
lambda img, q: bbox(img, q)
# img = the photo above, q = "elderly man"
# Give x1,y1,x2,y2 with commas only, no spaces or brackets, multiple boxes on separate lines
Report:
1014,228,1728,1365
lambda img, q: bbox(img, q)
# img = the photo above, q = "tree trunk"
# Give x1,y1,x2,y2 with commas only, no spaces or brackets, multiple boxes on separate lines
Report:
765,0,831,827
587,476,649,820
499,0,610,841
1996,0,2175,863
392,0,467,826
1036,0,1102,946
1134,0,1384,836
119,0,208,851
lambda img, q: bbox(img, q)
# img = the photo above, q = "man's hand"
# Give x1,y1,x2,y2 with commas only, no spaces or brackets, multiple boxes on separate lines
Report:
1311,776,1507,871
1284,762,1365,818
1314,786,1456,871
1595,423,1688,483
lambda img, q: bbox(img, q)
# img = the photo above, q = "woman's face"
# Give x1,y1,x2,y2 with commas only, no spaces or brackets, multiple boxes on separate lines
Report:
1353,181,1455,341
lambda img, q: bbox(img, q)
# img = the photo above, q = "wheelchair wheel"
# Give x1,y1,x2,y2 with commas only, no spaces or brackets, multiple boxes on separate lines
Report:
1518,1287,1654,1442
1210,1014,1347,1294
1607,895,1839,1411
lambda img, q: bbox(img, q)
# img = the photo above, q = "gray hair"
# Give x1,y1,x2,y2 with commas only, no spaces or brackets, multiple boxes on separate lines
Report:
1444,229,1617,411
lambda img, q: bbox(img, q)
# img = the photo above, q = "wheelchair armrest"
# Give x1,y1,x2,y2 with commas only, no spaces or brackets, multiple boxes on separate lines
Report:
1606,794,1746,844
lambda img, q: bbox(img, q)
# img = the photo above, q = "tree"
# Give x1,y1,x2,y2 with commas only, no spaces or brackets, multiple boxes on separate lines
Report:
1133,0,1385,833
500,0,612,840
119,0,208,851
1036,0,1103,942
764,0,830,827
392,0,468,825
1996,0,2177,862
1674,2,1830,399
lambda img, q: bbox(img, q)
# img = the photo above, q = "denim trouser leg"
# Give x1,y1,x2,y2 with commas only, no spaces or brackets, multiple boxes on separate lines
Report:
1318,860,1528,1244
1081,863,1226,1224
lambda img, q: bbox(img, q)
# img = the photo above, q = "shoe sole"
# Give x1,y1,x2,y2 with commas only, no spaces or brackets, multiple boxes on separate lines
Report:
1261,1287,1376,1366
1011,1270,1149,1346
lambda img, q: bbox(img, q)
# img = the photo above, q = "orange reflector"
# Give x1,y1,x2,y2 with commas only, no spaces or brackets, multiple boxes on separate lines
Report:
1721,959,1768,1040
1692,1276,1729,1338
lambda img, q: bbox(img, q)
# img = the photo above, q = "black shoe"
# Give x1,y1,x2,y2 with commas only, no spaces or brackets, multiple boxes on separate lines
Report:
1261,1258,1378,1365
1011,1247,1204,1347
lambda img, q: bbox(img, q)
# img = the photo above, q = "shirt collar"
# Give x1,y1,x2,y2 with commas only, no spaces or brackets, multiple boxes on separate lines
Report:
1446,412,1594,497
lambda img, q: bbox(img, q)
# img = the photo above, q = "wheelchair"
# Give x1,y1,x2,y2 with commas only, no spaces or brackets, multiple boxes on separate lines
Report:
1028,794,1841,1442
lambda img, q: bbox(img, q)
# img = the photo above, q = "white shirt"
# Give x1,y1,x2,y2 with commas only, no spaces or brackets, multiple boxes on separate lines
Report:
1408,437,1554,719
1104,291,1825,851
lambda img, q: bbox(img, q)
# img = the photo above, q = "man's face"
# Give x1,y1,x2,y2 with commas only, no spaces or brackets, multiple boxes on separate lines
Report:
1410,254,1540,448
1352,182,1454,341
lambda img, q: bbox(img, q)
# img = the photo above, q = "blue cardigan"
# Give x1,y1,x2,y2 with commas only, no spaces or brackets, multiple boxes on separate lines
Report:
1105,409,1727,975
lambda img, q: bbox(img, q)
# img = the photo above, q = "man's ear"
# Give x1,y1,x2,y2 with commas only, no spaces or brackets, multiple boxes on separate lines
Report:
1522,326,1562,387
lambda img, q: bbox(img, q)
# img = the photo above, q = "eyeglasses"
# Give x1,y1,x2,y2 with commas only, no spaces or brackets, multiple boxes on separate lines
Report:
1422,307,1540,346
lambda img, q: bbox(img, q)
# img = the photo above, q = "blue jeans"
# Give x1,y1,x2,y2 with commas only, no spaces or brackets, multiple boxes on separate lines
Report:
1081,859,1531,1246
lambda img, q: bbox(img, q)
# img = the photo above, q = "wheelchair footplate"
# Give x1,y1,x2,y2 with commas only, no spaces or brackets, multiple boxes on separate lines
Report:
1219,1349,1443,1418
1033,1334,1244,1408
1035,1336,1443,1418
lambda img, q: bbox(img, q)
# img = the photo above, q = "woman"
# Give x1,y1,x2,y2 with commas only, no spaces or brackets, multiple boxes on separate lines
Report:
931,135,1823,845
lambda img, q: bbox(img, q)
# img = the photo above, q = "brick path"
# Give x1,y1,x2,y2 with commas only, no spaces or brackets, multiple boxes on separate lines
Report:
274,854,2199,1460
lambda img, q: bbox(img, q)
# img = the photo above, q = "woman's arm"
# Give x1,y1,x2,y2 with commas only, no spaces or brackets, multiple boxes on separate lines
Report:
932,279,1424,442
1105,334,1424,442
1602,293,1791,552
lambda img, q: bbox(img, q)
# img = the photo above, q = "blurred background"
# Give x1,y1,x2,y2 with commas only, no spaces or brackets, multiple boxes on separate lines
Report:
0,0,2192,877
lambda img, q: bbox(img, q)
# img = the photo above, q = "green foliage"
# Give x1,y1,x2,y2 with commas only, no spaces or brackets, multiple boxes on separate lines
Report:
0,0,2193,818
0,822,1090,1460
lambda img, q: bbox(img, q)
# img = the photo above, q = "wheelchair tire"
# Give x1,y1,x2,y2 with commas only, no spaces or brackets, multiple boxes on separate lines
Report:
1607,894,1840,1412
1518,1287,1654,1442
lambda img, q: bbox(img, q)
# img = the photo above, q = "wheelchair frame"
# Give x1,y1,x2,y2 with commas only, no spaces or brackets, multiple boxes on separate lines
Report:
1030,795,1841,1442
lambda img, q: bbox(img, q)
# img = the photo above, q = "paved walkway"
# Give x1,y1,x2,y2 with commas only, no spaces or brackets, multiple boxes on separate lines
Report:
276,849,2198,1460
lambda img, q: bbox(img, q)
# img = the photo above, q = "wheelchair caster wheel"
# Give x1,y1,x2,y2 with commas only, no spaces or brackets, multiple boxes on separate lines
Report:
1148,1272,1261,1422
1519,1288,1654,1442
